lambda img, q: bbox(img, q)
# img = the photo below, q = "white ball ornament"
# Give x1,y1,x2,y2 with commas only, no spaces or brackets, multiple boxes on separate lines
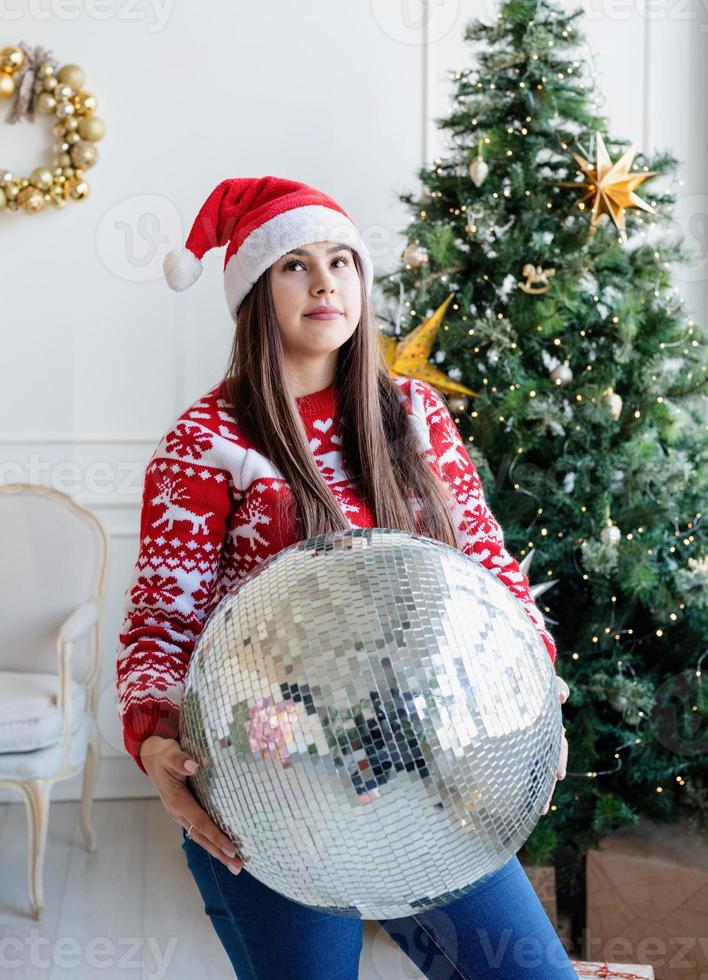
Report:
550,362,573,386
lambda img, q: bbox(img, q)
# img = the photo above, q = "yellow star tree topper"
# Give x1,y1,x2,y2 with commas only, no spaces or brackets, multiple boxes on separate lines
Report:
379,293,476,398
560,132,658,243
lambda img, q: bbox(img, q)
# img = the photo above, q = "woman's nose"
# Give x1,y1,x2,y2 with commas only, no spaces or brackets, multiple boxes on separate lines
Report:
312,276,336,294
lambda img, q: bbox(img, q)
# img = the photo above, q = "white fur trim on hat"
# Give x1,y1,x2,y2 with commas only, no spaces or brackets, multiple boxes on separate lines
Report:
163,246,203,292
222,205,373,321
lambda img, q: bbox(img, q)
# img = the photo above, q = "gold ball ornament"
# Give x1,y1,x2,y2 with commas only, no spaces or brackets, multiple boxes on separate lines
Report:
600,522,622,547
48,186,67,207
17,184,46,213
77,115,105,141
36,91,57,114
57,63,85,89
69,140,98,170
0,73,15,100
65,176,89,200
403,241,429,269
55,100,75,119
550,362,573,386
0,186,6,209
29,166,53,190
72,91,97,116
54,83,74,101
36,61,56,79
0,45,26,74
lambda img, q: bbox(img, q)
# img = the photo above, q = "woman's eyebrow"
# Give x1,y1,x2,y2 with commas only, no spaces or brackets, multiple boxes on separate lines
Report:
284,243,353,257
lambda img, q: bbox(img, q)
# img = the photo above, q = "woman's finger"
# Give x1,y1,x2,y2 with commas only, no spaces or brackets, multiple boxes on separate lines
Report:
542,732,568,814
186,805,246,858
557,734,568,779
541,776,557,815
180,812,247,872
555,675,570,704
188,829,245,873
171,787,248,868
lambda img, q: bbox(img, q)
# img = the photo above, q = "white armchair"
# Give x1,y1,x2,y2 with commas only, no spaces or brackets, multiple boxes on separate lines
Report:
0,483,108,919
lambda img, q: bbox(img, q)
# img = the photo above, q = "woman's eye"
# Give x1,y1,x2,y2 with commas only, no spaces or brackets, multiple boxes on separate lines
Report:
285,255,349,272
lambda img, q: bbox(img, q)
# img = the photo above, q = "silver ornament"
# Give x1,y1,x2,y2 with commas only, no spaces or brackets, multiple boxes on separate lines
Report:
600,523,622,547
469,155,489,188
179,527,562,919
610,694,629,712
604,389,623,421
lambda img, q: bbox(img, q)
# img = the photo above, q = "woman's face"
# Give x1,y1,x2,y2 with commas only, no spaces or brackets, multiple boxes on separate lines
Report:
269,240,362,363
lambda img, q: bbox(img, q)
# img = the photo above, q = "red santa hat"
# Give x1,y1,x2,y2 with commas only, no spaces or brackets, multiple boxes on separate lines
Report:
163,175,374,321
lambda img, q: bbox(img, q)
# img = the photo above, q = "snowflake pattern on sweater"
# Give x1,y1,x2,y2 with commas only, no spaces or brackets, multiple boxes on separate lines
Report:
116,376,557,775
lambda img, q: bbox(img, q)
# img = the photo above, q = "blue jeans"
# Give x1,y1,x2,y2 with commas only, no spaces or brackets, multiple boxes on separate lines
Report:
179,827,576,978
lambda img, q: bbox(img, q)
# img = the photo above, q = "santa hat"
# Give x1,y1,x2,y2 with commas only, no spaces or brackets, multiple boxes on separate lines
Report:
163,175,374,321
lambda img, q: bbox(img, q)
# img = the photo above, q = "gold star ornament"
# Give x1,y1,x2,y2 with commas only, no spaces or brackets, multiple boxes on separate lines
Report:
379,293,476,398
558,132,658,243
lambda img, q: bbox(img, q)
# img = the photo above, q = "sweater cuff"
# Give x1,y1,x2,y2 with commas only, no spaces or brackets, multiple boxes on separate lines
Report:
541,631,557,666
122,702,182,776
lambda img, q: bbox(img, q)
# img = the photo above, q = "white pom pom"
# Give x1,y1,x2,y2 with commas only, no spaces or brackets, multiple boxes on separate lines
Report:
163,246,202,292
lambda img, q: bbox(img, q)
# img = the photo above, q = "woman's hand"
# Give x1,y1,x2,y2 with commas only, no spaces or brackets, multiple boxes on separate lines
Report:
541,675,570,815
139,735,248,873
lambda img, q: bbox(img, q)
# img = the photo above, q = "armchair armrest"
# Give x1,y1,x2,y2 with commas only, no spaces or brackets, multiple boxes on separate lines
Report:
58,600,99,645
56,600,101,747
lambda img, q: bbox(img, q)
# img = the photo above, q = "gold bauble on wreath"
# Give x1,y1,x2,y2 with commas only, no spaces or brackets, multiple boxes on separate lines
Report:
0,43,105,214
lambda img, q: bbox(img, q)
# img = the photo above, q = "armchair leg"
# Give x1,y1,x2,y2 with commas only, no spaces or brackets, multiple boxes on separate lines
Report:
24,778,50,920
80,726,100,853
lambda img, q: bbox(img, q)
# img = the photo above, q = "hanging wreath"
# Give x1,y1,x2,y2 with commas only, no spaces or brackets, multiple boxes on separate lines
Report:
0,42,105,214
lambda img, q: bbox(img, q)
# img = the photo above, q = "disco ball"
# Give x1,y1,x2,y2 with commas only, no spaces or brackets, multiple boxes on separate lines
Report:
179,527,561,920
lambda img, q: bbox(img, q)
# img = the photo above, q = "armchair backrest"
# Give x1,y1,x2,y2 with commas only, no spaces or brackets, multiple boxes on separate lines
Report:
0,484,108,676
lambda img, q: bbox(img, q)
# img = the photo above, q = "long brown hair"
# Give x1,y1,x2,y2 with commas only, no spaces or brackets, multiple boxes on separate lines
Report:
220,248,460,548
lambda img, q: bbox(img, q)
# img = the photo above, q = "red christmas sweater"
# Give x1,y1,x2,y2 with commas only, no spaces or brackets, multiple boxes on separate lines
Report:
116,375,557,775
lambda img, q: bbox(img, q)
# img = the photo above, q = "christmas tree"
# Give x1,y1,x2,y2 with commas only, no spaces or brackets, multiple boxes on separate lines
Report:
376,0,708,884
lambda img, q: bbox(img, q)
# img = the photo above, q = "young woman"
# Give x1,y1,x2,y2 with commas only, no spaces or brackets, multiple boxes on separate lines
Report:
116,176,573,979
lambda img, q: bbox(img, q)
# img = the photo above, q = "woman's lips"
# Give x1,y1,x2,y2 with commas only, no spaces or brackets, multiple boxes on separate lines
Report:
305,312,342,320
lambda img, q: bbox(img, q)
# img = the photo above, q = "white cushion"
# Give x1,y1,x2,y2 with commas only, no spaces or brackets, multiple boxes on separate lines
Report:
0,713,92,781
0,670,86,753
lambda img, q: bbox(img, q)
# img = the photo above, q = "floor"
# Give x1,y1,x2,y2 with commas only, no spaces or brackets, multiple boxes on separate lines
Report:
0,797,424,979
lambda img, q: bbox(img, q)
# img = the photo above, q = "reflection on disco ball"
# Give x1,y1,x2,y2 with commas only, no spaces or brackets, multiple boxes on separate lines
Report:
179,527,561,920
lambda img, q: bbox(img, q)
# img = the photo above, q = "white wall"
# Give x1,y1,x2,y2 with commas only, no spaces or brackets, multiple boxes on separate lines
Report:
1,0,705,801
